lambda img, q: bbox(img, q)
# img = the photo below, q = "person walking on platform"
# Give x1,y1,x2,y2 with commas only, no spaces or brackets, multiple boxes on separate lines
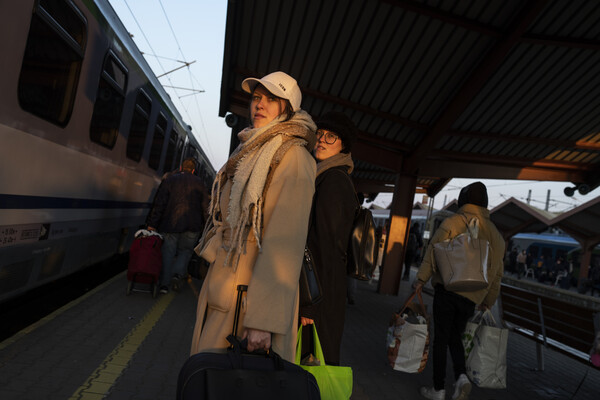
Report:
403,223,423,281
147,158,206,294
516,249,527,279
299,111,359,365
414,182,505,400
190,71,316,362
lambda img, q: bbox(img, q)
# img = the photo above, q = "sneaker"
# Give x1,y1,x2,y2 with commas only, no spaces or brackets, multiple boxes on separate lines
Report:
171,275,181,292
452,374,471,400
159,286,169,294
420,387,445,400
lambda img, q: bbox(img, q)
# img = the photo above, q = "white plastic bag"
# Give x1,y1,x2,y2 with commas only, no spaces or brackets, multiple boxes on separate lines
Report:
462,310,486,360
387,314,429,372
466,311,508,388
386,291,430,373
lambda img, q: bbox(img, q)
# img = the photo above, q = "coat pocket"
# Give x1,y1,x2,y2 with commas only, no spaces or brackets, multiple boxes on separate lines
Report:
205,247,236,312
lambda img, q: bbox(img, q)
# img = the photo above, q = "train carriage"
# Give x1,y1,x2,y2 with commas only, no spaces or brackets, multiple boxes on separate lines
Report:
0,0,215,303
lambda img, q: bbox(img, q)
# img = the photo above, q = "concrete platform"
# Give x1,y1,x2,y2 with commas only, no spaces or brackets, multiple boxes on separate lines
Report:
0,268,598,399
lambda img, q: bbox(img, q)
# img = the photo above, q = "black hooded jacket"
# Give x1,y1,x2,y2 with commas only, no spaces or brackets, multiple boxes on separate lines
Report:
146,171,206,233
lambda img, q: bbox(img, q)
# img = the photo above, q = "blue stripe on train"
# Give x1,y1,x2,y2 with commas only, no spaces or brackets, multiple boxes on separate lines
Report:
0,194,151,209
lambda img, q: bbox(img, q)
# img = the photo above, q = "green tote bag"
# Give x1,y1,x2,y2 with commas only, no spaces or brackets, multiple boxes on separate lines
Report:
295,324,353,400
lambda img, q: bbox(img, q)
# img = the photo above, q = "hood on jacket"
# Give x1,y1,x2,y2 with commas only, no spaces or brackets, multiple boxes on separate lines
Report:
458,181,488,208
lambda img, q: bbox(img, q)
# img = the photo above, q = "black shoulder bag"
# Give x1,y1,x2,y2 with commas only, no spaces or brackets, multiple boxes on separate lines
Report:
299,195,323,307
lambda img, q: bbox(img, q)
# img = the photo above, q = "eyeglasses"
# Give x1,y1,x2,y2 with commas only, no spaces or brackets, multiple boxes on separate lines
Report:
316,129,339,145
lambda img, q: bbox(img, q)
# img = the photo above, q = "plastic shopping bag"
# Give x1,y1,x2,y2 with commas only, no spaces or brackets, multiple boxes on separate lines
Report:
296,324,353,400
386,290,430,373
466,310,508,388
462,310,488,360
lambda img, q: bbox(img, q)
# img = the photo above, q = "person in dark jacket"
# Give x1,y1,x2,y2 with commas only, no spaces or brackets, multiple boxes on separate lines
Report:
403,223,423,281
299,111,358,365
147,158,206,294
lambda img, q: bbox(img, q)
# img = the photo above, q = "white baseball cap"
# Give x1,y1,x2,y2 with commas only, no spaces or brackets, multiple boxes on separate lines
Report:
242,71,302,111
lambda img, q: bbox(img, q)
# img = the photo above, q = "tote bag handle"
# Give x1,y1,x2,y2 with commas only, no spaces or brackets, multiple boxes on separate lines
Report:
295,324,327,365
397,290,428,318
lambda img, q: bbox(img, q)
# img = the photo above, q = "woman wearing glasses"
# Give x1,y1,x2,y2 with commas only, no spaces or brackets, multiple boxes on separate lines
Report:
190,71,317,362
299,111,359,365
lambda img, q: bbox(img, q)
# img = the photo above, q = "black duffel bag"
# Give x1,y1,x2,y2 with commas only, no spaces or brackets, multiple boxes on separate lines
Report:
177,285,320,400
177,335,321,400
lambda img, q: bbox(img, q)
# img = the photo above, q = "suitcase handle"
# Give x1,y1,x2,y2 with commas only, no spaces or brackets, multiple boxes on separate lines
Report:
229,285,283,368
232,284,248,338
226,335,285,370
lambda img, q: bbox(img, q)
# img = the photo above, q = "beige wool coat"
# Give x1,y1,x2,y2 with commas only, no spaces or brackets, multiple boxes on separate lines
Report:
190,145,316,362
416,203,505,307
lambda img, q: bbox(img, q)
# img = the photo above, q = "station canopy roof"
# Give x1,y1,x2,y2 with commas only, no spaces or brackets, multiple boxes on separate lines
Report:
549,195,600,245
484,196,600,248
489,197,557,238
219,0,600,199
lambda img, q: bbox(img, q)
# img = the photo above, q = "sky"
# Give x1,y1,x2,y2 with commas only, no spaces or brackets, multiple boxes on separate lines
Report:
108,0,232,169
107,0,599,213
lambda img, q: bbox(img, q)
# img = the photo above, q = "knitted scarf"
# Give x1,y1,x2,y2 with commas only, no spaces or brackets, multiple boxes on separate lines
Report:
199,110,316,268
316,151,354,177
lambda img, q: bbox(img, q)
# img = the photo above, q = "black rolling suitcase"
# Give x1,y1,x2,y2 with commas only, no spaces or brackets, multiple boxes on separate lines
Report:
176,285,321,400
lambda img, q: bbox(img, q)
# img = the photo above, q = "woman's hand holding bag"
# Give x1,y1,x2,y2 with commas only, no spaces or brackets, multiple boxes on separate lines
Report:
295,324,353,400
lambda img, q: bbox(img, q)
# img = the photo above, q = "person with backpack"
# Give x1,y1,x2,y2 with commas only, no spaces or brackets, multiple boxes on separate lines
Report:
414,182,505,400
299,111,359,365
146,158,206,294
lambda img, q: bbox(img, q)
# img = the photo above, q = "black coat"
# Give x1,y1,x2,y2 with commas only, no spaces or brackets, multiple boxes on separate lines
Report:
300,166,358,365
146,171,206,233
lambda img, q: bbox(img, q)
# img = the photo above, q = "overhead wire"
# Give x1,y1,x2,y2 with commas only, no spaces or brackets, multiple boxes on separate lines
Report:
437,180,584,211
119,0,214,161
139,53,188,63
121,0,172,85
120,0,187,121
157,0,213,159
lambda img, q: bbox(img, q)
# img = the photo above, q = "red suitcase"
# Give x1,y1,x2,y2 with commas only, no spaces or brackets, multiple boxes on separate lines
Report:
126,230,163,297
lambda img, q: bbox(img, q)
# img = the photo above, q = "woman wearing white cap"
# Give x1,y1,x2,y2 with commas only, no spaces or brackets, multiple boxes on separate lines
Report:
190,71,317,362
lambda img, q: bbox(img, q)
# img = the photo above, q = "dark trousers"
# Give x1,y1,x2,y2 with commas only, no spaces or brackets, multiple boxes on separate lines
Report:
516,262,526,277
403,250,415,277
432,285,475,391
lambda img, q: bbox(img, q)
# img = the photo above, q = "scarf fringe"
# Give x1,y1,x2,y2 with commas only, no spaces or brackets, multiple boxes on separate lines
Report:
198,111,316,271
225,207,249,268
253,197,263,250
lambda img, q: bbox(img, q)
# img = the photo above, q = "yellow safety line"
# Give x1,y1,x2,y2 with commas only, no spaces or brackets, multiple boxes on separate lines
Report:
69,290,175,400
0,271,126,351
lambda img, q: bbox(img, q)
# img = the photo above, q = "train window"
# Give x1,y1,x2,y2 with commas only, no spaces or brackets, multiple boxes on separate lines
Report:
148,113,168,170
175,138,184,168
186,145,198,159
126,90,152,162
18,0,87,126
163,129,178,173
196,163,205,177
90,52,127,148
